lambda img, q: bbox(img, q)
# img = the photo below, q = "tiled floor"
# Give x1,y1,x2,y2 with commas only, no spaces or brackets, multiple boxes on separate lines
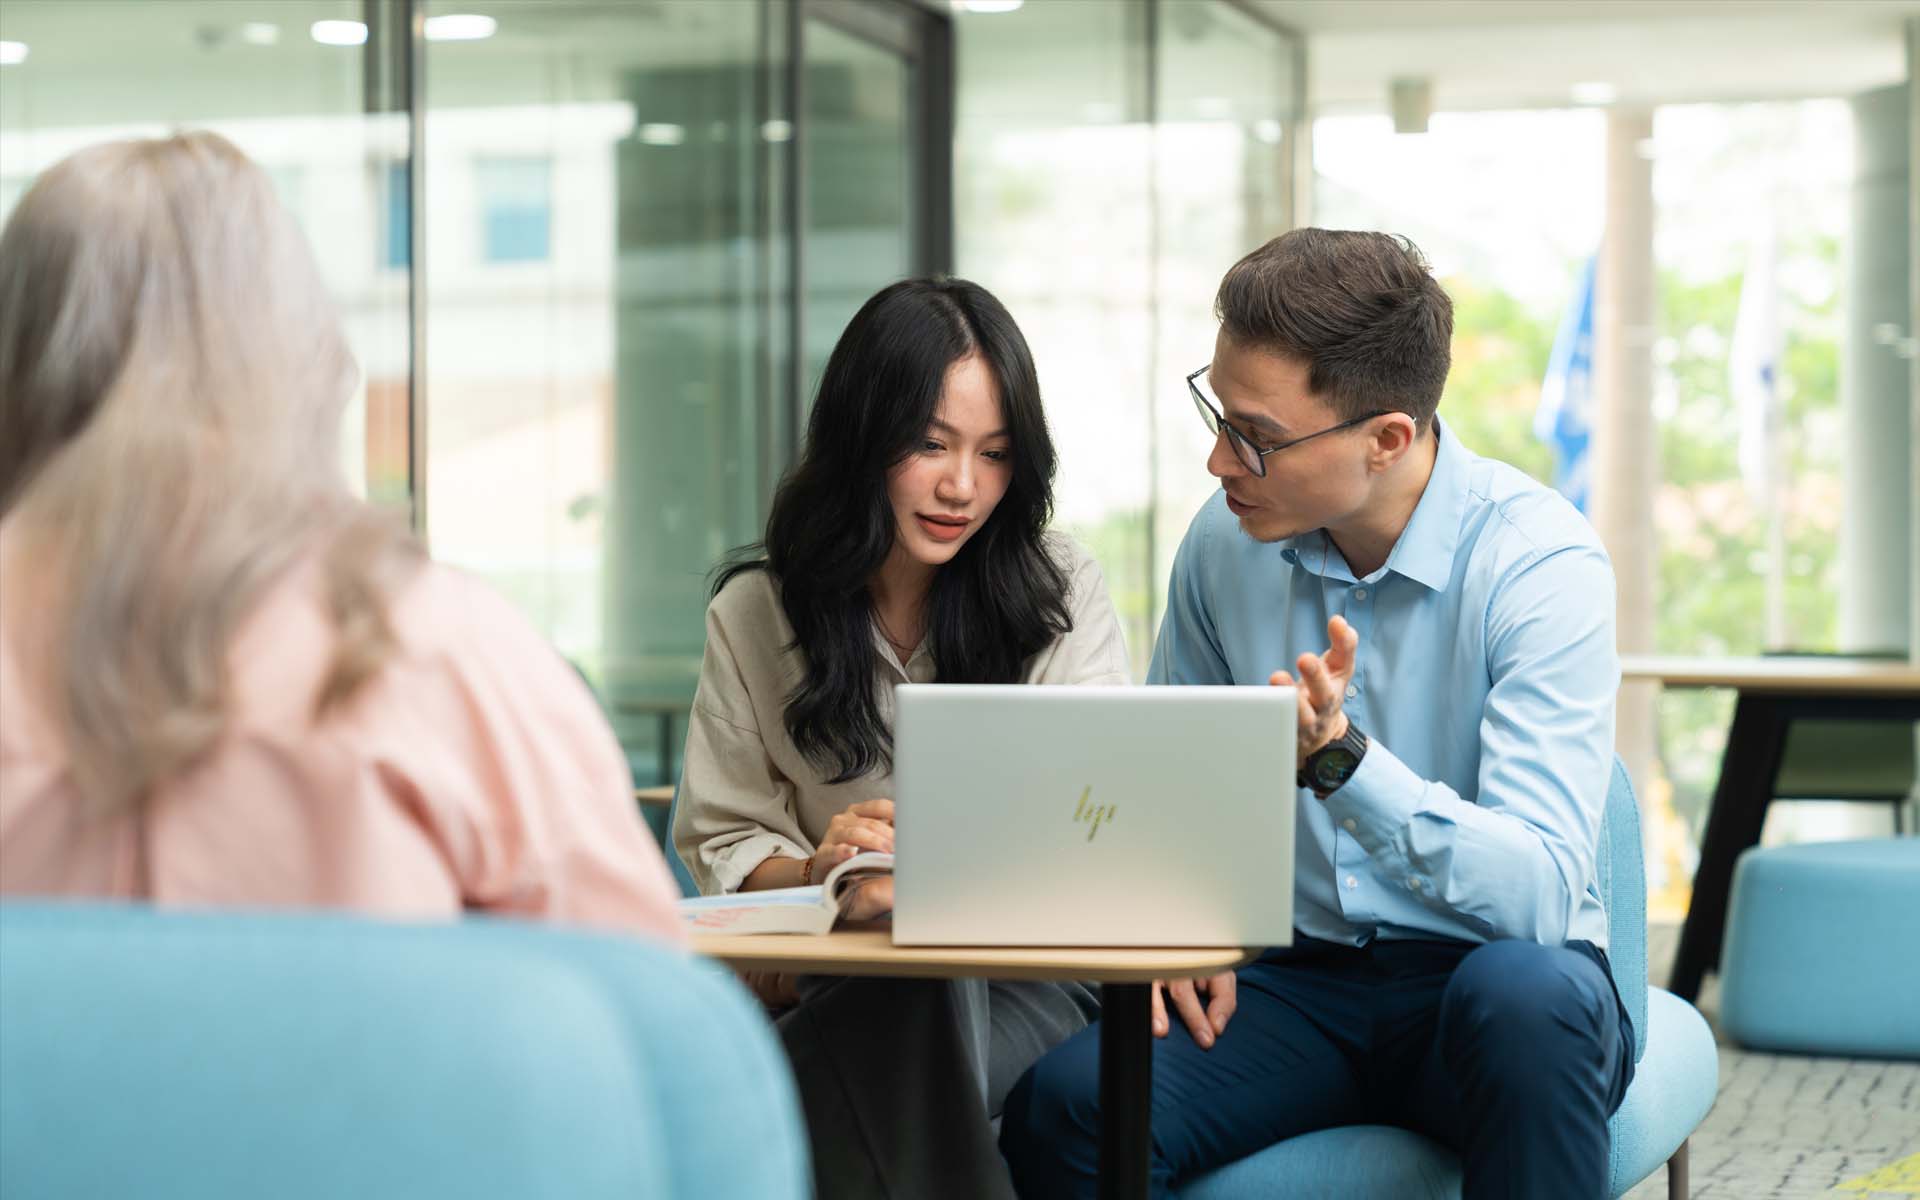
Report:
1623,924,1920,1199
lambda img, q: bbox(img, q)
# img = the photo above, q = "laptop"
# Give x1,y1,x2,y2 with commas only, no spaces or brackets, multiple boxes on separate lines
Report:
891,684,1296,948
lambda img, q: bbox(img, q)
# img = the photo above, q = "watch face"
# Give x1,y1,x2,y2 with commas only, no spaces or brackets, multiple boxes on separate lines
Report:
1312,746,1361,788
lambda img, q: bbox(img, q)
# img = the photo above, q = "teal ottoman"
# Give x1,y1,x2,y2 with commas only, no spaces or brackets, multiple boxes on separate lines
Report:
1720,837,1920,1059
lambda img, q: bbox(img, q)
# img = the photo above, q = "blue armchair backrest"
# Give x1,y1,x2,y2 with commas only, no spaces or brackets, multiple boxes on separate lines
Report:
0,904,806,1200
666,776,700,897
1597,756,1649,1061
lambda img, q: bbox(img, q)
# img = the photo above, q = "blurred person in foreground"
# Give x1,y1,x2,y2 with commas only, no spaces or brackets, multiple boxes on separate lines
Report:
0,132,682,942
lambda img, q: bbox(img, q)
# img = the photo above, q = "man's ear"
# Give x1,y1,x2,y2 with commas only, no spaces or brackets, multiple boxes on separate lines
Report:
1366,413,1419,472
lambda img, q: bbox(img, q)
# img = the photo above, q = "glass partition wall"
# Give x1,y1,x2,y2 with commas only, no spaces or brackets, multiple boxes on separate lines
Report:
0,0,414,510
0,0,1304,783
953,0,1302,667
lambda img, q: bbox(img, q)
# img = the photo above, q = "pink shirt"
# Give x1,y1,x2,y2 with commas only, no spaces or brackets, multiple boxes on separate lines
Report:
0,548,685,946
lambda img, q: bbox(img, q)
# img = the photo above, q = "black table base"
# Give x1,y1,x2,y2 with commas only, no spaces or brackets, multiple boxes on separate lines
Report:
1099,982,1153,1200
1669,690,1920,1004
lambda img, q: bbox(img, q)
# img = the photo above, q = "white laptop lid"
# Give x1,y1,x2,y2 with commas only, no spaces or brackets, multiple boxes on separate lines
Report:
892,684,1295,948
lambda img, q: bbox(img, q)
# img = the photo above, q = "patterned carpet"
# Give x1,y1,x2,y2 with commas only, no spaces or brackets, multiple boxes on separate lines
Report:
1624,924,1920,1199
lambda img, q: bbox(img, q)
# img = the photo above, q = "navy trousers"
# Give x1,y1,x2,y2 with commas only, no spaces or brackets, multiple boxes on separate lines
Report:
1000,936,1636,1200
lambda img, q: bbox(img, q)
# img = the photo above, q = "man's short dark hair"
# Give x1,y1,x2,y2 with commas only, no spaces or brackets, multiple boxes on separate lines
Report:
1214,229,1453,430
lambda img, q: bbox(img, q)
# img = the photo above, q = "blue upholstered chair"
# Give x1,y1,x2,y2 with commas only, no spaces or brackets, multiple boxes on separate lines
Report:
0,904,807,1199
665,777,702,898
1181,759,1720,1200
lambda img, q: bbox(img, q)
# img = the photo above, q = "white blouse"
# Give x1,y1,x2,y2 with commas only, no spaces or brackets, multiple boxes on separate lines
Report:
674,533,1132,894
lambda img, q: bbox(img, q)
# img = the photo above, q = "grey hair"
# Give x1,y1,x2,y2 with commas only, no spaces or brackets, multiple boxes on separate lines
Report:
0,131,421,808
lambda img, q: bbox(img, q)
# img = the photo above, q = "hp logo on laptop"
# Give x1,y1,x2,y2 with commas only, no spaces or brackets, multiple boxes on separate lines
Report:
1073,785,1116,842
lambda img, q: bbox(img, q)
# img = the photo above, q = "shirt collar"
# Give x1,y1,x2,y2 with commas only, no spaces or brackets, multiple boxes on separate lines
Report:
871,623,931,681
1278,530,1355,582
1278,416,1469,592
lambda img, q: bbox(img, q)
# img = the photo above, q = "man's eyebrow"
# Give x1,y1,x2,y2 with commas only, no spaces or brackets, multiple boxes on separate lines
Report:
930,417,1010,438
1225,407,1289,439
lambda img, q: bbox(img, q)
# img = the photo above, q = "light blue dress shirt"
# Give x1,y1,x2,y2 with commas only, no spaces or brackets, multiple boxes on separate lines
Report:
1148,418,1618,950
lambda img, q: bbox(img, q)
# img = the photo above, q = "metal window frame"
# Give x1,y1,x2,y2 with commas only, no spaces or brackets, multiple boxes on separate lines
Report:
784,0,955,457
1215,0,1311,228
363,0,427,539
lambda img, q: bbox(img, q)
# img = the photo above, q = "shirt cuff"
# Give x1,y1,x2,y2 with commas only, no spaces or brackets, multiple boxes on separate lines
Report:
701,831,812,895
1318,738,1425,858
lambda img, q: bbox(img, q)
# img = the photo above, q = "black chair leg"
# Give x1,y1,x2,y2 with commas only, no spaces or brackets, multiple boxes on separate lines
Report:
1667,1139,1690,1200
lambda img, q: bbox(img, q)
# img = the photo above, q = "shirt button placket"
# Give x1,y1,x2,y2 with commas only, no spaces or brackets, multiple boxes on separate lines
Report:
1343,581,1373,702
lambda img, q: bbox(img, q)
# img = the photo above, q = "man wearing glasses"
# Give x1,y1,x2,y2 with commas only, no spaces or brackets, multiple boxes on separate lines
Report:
1001,229,1631,1199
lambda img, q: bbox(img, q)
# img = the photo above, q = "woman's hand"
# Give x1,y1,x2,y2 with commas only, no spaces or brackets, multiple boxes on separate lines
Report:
809,798,896,920
809,797,895,878
838,875,895,923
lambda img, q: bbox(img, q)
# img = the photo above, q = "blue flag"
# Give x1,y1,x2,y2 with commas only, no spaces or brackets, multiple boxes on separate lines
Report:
1535,257,1596,514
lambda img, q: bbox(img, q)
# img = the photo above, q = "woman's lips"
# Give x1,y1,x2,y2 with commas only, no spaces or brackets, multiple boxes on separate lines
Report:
916,514,970,542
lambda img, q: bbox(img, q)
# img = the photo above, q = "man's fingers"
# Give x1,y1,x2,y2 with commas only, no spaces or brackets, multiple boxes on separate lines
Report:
1296,688,1320,733
1168,979,1215,1049
1151,980,1169,1037
1297,652,1330,699
848,798,895,823
1204,971,1237,1035
1302,649,1338,690
1299,653,1342,717
1325,615,1359,675
1269,670,1292,688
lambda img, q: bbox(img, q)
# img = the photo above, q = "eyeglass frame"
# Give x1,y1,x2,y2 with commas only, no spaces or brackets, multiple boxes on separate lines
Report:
1186,364,1392,479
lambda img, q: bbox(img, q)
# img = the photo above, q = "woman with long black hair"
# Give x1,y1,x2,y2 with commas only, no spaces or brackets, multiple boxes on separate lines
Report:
674,277,1130,1198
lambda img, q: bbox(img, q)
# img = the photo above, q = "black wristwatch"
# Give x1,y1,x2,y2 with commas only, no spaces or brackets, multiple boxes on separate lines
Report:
1298,722,1369,798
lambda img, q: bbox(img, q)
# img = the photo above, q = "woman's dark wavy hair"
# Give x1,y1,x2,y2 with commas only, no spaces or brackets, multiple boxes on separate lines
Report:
715,277,1070,783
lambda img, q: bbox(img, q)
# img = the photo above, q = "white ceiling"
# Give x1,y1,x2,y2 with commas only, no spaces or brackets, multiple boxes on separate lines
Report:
3,0,1914,133
1248,0,1920,113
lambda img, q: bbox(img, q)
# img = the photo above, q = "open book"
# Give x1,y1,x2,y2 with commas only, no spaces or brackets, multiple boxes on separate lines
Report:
678,853,894,934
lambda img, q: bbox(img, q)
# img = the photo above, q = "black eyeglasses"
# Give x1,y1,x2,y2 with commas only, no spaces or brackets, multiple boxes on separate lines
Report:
1187,365,1389,479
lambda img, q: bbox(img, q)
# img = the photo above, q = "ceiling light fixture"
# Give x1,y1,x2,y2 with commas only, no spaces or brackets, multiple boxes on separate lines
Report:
310,20,368,46
0,41,29,65
1388,77,1431,134
954,0,1024,13
424,14,497,42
